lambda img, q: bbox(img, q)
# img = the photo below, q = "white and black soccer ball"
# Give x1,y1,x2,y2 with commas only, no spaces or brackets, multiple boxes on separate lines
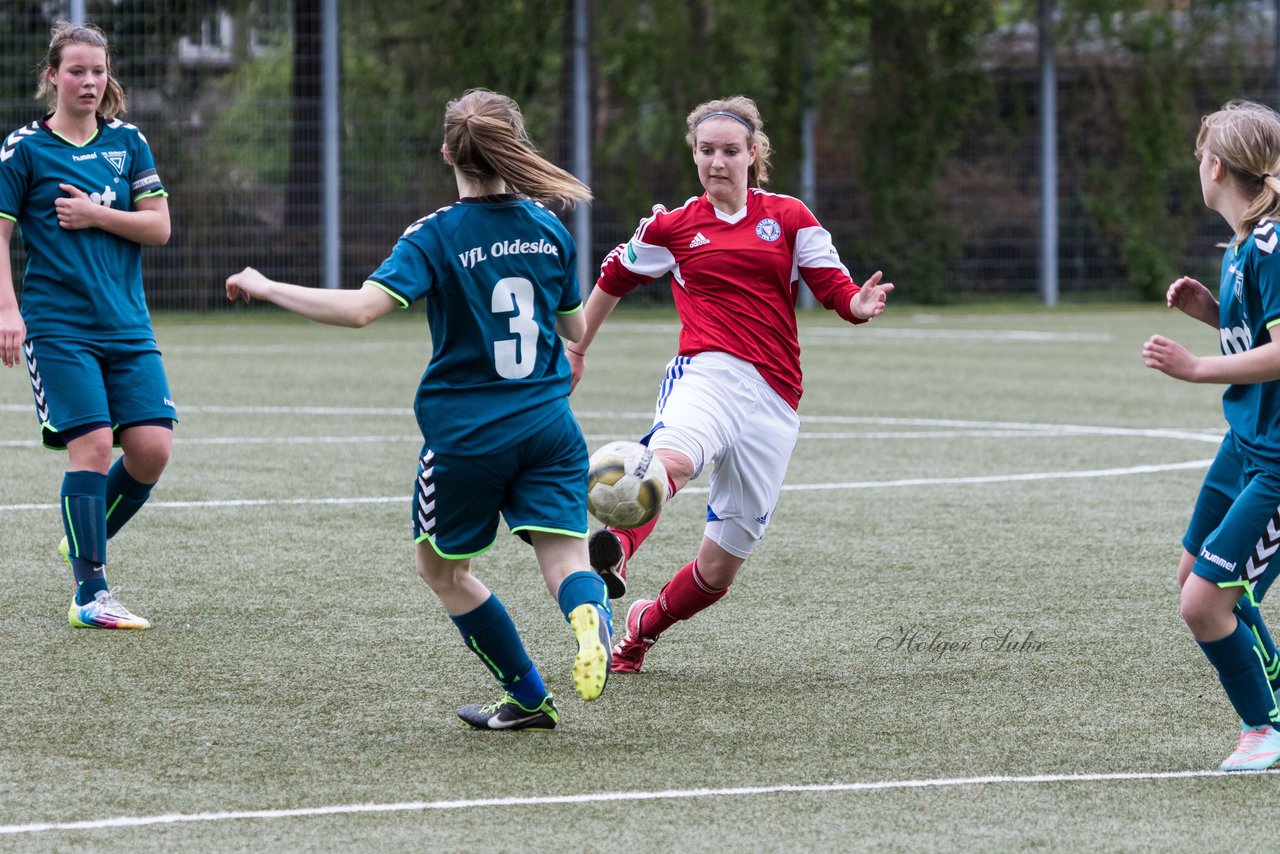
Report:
587,440,667,529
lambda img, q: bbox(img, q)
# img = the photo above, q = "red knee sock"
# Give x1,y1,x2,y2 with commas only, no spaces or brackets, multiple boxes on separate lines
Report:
611,474,679,559
645,560,728,637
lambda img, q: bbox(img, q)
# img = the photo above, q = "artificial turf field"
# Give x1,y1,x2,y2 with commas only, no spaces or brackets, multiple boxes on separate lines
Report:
1,304,1271,851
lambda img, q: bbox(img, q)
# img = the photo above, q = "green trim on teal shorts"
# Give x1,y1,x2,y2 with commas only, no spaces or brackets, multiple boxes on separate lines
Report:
415,532,495,560
1217,578,1258,608
509,525,588,540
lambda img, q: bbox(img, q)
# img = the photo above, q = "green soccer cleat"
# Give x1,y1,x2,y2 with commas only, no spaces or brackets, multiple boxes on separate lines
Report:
569,603,611,701
1220,724,1280,771
69,589,151,630
58,536,70,567
457,694,558,731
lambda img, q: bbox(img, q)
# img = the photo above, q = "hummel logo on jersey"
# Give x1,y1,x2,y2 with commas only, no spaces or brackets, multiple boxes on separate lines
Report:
0,122,38,162
1256,220,1278,255
689,232,711,248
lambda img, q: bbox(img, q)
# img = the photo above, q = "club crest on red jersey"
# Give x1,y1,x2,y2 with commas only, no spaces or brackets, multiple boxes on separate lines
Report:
755,218,781,242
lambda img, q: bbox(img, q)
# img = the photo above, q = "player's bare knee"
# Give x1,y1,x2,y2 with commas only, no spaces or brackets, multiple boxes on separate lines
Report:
68,434,113,472
654,448,694,490
1179,593,1234,640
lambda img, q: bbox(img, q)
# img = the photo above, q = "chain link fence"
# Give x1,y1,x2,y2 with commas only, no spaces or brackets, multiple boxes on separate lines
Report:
1,1,1274,309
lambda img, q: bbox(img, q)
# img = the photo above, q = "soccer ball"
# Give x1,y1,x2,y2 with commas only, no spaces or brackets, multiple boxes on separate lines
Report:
587,440,667,529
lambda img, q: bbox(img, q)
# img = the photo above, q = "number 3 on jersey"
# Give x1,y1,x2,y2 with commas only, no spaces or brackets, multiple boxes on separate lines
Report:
491,277,537,379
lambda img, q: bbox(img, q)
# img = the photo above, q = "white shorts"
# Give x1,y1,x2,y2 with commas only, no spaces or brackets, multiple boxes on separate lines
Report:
644,351,800,558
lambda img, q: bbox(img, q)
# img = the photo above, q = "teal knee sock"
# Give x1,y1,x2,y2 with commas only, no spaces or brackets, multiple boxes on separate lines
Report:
450,593,548,709
1235,598,1280,692
105,458,155,539
1197,618,1280,727
62,470,108,605
556,570,611,632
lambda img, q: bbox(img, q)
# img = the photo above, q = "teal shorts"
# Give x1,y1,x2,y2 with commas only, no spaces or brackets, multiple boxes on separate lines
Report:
1183,433,1280,602
23,336,177,449
413,407,589,559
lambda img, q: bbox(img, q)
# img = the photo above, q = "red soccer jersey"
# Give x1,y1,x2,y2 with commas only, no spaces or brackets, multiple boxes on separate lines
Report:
596,189,863,409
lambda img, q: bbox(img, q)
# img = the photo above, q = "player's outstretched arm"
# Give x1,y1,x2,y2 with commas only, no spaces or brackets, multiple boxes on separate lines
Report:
225,266,398,328
1166,276,1218,327
850,270,894,321
0,219,25,368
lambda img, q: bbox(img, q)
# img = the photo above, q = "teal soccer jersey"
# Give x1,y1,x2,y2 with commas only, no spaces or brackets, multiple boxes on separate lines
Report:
367,194,582,455
1219,219,1280,470
0,115,167,340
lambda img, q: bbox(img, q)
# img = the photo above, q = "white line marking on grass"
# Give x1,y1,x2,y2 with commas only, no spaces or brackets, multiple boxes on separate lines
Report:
0,768,1270,836
767,458,1215,494
0,429,1221,449
0,459,1215,512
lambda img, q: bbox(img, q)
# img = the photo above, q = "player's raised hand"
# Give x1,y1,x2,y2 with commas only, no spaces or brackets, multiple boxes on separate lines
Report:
225,267,273,303
1167,276,1218,325
851,270,894,321
54,183,99,231
1143,333,1201,381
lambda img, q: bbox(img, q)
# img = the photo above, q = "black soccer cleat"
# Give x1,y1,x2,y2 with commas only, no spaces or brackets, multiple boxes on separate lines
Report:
588,528,628,599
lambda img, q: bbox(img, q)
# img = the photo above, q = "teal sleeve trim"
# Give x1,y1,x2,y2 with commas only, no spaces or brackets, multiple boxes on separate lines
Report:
367,280,410,309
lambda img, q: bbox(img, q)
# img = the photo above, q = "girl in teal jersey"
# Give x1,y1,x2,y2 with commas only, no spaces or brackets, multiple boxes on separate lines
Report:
226,89,612,731
0,21,173,630
1145,100,1280,770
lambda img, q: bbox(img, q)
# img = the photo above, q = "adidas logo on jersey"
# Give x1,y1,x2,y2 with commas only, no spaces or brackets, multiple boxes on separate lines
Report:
689,232,710,248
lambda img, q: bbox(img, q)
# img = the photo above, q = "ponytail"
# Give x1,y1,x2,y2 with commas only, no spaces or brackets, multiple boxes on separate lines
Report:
443,89,591,208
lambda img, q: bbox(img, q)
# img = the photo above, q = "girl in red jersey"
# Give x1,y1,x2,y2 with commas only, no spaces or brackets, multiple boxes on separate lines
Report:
567,95,893,673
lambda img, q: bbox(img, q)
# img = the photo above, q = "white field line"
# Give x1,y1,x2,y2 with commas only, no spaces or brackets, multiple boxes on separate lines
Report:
0,768,1269,836
0,459,1216,512
0,417,1221,511
0,429,1227,449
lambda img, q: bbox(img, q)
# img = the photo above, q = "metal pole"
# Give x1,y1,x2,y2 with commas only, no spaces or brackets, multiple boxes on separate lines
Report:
797,0,818,309
321,0,341,289
1039,0,1059,306
572,0,593,293
69,0,85,25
